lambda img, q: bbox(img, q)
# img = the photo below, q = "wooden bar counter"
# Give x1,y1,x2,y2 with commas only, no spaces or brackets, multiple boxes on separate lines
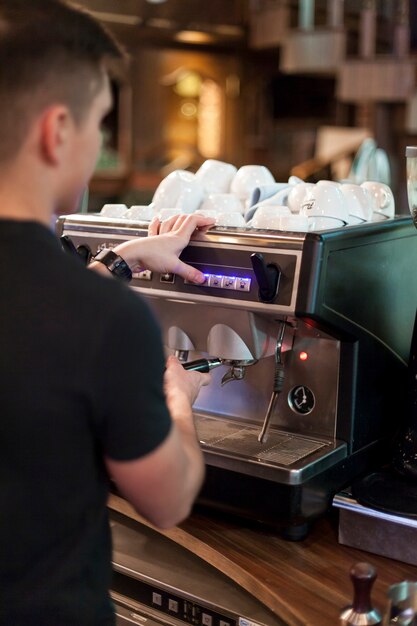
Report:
108,493,417,625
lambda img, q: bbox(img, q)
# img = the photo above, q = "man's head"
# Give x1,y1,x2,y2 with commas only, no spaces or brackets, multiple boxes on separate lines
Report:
0,0,125,216
0,0,124,163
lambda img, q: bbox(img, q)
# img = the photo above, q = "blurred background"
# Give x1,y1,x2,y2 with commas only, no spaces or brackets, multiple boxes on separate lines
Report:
75,0,417,213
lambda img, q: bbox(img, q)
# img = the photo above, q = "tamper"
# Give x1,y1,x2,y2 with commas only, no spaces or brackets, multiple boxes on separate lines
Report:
340,562,382,625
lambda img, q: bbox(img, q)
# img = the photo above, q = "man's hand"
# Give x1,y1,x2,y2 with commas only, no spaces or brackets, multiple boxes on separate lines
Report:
113,213,215,284
164,354,210,413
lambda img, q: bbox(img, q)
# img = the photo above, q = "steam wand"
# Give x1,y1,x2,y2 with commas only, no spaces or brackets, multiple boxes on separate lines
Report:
258,321,287,444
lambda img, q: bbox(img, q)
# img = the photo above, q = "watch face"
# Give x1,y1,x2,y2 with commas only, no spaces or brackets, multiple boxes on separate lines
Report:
288,385,315,415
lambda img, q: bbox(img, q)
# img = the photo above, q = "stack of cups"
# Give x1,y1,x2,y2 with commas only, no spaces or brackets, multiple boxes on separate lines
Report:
97,160,395,235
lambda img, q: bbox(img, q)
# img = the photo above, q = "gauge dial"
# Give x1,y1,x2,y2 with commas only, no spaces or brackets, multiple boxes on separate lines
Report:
289,385,315,415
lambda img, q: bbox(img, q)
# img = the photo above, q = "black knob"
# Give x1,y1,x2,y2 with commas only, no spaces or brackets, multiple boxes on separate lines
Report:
76,244,92,265
60,236,91,266
60,235,78,256
250,253,280,302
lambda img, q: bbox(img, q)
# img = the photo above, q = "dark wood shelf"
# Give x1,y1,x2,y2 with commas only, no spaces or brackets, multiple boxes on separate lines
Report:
109,493,417,626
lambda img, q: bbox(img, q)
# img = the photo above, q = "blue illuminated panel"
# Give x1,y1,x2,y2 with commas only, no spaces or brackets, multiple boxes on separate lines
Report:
185,274,252,292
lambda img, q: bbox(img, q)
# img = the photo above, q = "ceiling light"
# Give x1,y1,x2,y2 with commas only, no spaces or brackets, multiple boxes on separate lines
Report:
175,31,215,44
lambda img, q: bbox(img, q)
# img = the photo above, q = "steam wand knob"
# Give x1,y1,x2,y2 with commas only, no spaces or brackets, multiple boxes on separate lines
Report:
250,253,281,303
340,563,382,625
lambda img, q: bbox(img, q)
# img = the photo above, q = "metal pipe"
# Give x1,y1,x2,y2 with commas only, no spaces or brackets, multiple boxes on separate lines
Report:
299,0,315,30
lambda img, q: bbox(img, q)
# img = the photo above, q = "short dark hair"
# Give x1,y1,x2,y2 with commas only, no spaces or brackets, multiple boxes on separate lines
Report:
0,0,125,163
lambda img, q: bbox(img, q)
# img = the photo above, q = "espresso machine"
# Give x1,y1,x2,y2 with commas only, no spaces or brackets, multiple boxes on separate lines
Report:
57,213,417,538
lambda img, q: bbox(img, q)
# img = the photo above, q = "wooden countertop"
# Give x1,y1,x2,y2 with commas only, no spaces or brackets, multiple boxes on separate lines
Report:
108,494,417,626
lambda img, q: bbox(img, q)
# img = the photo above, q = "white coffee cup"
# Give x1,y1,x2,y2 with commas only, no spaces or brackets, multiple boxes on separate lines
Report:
360,181,395,220
288,175,304,186
195,159,237,194
339,183,373,224
300,181,348,230
216,212,246,227
125,205,155,221
200,193,243,215
194,209,218,219
230,165,275,202
100,204,128,218
159,208,184,221
251,205,291,230
152,170,204,213
279,214,309,232
287,182,315,214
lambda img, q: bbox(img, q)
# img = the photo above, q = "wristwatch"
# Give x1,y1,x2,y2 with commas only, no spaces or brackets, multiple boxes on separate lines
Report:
93,249,132,283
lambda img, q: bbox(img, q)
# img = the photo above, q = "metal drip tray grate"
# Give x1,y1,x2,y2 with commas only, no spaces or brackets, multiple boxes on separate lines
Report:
196,416,327,466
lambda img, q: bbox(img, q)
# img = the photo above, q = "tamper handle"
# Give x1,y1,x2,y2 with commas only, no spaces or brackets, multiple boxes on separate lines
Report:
340,562,382,625
351,562,376,613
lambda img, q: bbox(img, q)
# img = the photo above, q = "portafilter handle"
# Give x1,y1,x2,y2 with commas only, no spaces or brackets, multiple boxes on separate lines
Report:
182,358,223,373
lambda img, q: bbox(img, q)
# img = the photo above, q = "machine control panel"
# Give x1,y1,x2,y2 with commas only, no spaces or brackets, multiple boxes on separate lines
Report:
60,230,301,312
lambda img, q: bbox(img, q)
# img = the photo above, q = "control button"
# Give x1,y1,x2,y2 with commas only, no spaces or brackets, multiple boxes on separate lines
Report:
202,613,212,626
236,278,251,292
223,276,236,290
133,270,152,280
152,592,162,606
184,274,209,285
220,621,231,626
168,599,178,613
208,274,223,288
160,272,175,284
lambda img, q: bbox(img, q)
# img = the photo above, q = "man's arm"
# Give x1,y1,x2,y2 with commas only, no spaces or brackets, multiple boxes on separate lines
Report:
90,213,215,283
105,356,209,529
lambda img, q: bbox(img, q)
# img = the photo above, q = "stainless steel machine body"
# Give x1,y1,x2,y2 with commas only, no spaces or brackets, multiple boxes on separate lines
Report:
57,214,417,536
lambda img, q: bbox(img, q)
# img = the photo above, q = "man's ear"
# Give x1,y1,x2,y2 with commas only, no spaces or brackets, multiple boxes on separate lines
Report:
39,105,73,165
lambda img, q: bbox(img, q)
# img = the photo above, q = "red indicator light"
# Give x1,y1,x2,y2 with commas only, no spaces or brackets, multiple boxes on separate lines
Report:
299,351,308,361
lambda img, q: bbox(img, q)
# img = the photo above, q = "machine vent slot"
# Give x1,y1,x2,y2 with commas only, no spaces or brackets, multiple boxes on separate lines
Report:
196,416,326,466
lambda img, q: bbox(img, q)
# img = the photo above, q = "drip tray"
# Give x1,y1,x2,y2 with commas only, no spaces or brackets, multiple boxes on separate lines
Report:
196,415,325,466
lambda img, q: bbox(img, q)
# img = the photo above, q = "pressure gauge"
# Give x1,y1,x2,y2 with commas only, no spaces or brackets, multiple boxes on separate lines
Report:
289,385,315,415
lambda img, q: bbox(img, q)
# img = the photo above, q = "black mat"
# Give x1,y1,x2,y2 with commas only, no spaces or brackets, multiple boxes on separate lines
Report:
352,469,417,518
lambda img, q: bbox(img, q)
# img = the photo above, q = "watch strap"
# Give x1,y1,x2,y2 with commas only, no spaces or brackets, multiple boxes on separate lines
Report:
93,249,132,283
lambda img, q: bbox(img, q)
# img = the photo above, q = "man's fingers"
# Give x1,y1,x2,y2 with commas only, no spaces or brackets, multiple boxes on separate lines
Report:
158,214,186,234
173,259,206,284
177,214,216,239
148,216,161,236
150,213,215,238
199,372,211,387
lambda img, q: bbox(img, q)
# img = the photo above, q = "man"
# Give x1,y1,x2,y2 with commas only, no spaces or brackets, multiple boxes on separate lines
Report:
0,1,214,624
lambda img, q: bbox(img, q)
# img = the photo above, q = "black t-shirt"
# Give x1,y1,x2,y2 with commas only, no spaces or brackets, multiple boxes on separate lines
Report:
0,220,172,625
